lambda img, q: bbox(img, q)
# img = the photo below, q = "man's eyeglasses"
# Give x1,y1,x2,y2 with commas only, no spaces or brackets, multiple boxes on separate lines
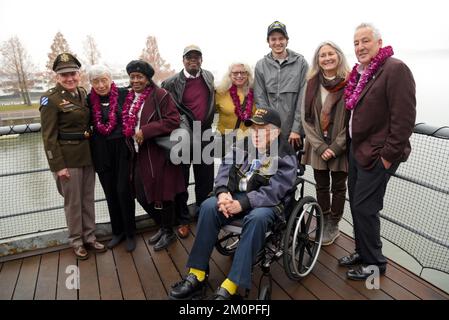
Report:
231,71,248,77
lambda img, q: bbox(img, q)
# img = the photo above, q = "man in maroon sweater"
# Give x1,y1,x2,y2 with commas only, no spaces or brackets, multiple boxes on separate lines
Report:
339,23,416,280
162,45,215,239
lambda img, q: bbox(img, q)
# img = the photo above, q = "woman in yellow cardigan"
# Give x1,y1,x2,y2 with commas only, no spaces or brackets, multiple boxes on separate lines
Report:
215,62,256,156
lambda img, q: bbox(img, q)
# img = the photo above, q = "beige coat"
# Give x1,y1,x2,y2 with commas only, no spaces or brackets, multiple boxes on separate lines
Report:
300,83,348,172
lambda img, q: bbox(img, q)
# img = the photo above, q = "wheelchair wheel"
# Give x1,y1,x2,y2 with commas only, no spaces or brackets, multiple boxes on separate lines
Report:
215,231,240,256
283,196,323,280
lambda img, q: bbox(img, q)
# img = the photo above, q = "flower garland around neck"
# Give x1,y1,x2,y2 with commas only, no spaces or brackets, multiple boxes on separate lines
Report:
122,86,153,137
229,84,254,121
344,46,394,110
90,82,119,136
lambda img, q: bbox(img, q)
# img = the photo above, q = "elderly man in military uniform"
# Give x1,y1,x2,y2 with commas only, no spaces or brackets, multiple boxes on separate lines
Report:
40,52,106,260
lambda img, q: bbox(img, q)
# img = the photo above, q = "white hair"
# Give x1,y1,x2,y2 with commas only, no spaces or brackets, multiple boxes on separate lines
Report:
216,62,254,95
88,64,112,82
356,23,382,41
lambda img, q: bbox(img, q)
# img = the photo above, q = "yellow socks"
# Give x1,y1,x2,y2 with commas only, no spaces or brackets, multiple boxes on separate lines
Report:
220,278,238,295
189,268,206,282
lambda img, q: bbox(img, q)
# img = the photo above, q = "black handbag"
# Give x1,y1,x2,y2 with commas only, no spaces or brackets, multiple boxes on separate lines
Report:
153,91,195,162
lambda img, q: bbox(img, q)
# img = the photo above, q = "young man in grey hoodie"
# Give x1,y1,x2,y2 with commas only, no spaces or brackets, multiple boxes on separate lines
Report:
254,21,309,149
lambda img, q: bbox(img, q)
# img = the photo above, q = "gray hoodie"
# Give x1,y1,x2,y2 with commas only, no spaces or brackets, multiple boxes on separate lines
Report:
254,49,309,136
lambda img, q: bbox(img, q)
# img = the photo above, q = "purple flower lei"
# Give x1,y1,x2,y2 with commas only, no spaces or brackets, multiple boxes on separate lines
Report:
121,86,153,137
344,46,394,110
90,82,119,136
229,84,254,121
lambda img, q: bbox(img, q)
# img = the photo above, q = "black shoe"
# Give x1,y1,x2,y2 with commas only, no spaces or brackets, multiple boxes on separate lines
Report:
148,228,163,245
107,234,125,249
169,274,206,300
338,252,363,267
209,287,242,300
347,264,386,281
153,230,176,251
126,236,136,252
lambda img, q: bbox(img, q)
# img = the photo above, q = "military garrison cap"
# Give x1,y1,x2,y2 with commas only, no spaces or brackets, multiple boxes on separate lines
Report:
53,52,81,74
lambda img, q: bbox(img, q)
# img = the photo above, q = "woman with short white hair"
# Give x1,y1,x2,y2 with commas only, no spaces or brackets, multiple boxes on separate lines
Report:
87,64,136,251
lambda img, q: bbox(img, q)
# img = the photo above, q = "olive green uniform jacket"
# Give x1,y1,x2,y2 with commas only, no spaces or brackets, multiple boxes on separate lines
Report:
39,84,92,172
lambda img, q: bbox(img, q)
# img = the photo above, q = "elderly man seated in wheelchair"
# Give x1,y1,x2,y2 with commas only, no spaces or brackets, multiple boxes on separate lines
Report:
168,108,298,300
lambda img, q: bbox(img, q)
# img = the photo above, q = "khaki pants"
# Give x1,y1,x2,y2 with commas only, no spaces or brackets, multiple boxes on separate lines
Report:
54,166,96,247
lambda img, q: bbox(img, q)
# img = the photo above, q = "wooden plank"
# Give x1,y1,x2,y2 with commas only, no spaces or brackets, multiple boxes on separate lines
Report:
0,259,22,300
145,231,190,294
270,262,317,300
34,252,59,300
113,243,145,300
78,254,100,300
325,242,420,300
334,235,445,300
311,261,367,300
387,258,449,299
13,255,40,300
57,249,78,300
96,249,122,300
300,271,343,300
132,234,167,299
319,248,393,300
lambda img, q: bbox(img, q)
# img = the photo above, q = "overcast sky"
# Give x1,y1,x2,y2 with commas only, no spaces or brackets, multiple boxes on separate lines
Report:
1,0,449,75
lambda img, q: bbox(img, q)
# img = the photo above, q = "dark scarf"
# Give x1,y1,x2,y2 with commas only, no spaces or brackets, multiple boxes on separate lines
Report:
304,73,346,132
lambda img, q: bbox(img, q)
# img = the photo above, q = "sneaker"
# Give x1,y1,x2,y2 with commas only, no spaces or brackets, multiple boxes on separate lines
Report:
322,220,340,246
169,273,206,300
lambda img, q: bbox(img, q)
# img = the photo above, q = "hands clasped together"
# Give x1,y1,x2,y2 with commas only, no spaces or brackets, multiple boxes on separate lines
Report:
217,192,243,218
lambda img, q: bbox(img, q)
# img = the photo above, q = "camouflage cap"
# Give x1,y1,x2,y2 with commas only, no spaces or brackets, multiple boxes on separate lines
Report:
52,52,81,74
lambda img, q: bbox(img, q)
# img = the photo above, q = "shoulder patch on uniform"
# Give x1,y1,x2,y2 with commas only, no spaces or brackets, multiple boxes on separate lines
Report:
40,96,49,106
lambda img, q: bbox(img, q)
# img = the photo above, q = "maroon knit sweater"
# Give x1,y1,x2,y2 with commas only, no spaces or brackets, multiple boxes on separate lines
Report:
182,77,209,122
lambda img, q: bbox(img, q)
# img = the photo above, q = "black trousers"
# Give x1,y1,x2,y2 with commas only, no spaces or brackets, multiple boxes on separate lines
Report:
348,144,399,265
97,139,136,238
134,161,175,230
175,160,214,225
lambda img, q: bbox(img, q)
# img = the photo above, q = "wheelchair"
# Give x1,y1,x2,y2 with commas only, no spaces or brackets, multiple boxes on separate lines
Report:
214,164,324,300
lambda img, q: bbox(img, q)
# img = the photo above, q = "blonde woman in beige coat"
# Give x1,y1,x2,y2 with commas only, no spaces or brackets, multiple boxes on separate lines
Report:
301,41,350,245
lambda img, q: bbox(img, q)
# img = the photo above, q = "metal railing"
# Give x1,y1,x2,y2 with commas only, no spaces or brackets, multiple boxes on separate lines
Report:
1,122,448,281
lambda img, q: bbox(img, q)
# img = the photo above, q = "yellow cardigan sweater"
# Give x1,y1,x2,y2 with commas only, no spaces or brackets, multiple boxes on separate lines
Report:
215,88,256,135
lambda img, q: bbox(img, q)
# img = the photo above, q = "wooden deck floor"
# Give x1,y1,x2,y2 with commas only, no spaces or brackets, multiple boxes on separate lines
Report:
0,225,448,300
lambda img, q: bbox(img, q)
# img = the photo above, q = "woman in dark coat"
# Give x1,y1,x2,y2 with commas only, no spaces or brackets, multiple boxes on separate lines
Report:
124,60,185,251
87,65,136,252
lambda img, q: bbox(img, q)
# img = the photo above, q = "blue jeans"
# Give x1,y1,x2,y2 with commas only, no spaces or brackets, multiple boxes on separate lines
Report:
186,195,276,289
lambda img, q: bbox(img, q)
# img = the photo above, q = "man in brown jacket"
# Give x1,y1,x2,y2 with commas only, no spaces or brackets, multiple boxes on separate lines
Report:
338,23,416,280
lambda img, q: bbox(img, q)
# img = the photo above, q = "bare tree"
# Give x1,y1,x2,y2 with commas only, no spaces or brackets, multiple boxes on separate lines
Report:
83,35,101,66
45,32,72,86
140,36,175,84
1,36,34,106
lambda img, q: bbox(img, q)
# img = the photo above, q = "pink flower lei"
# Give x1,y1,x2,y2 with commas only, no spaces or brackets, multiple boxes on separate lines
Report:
121,86,153,137
90,82,119,136
229,84,254,121
344,46,394,110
